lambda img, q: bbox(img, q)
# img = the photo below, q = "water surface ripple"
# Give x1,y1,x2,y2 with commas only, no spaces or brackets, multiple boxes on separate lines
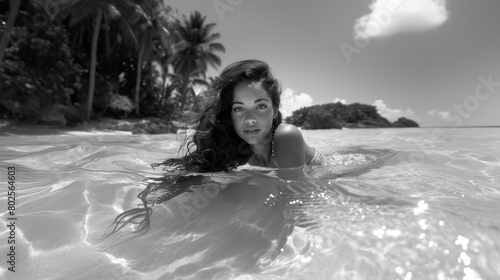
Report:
0,128,499,280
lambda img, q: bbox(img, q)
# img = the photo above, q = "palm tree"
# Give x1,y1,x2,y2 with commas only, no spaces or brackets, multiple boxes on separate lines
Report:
168,69,210,111
156,21,180,111
130,0,176,116
59,0,138,121
172,11,225,110
0,0,23,67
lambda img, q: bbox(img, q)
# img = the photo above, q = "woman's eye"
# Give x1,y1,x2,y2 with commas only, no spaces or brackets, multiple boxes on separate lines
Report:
256,104,267,109
233,107,243,112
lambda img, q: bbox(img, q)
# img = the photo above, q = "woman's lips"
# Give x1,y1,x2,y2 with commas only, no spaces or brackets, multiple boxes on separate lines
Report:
244,127,260,134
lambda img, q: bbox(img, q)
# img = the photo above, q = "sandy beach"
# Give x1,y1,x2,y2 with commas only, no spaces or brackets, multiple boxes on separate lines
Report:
0,118,173,136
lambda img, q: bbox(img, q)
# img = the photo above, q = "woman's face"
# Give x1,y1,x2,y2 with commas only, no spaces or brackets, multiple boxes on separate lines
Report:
231,82,276,145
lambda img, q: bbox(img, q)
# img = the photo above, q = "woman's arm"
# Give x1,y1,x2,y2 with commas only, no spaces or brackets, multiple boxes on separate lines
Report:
273,124,315,168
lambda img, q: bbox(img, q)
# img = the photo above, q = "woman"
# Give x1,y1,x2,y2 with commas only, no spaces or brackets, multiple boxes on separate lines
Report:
153,59,325,174
103,60,325,245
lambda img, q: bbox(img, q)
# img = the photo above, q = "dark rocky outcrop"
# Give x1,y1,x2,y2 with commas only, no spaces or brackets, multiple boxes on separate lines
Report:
300,110,343,129
285,102,419,129
392,117,419,127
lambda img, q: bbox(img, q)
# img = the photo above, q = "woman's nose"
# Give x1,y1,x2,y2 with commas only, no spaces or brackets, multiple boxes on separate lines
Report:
245,118,257,125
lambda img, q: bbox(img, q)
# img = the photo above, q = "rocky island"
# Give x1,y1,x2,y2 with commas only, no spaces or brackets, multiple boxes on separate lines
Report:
285,102,419,129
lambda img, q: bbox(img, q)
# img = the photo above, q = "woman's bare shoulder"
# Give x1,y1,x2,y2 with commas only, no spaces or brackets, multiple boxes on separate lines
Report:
274,124,302,138
274,124,315,167
273,124,306,168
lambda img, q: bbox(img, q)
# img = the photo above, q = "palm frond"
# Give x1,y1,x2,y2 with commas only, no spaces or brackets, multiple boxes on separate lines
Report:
205,53,222,69
204,33,221,43
192,78,210,87
209,42,225,53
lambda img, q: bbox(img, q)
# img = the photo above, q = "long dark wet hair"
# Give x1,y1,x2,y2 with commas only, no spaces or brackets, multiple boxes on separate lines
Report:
152,59,283,172
100,174,213,246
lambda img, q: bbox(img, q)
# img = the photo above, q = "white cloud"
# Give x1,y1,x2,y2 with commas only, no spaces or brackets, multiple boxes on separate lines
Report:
354,0,448,39
419,109,453,126
426,109,451,121
372,99,415,122
438,111,450,120
333,98,347,104
280,88,313,118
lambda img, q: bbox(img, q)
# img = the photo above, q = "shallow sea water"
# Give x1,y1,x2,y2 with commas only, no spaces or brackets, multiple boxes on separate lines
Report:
0,127,499,280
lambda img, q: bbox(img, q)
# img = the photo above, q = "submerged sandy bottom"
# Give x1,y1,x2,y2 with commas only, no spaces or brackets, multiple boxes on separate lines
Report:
1,127,499,279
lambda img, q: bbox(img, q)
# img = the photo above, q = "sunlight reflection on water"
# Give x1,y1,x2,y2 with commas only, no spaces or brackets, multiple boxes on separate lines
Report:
0,127,499,279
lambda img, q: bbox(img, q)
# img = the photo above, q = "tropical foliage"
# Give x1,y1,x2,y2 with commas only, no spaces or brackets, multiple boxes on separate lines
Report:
0,0,225,125
0,0,22,67
0,0,83,125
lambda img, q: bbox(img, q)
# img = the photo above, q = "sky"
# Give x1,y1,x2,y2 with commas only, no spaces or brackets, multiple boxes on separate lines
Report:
167,0,500,127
